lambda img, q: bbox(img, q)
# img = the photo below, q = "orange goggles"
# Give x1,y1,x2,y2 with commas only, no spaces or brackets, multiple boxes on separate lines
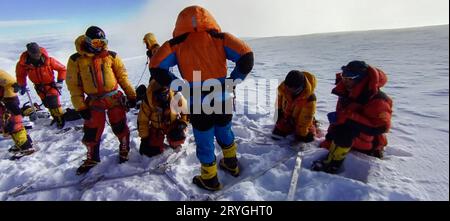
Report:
86,36,108,49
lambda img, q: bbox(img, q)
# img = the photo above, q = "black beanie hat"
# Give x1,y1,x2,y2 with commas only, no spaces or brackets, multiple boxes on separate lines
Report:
285,70,306,89
26,42,41,55
342,60,369,78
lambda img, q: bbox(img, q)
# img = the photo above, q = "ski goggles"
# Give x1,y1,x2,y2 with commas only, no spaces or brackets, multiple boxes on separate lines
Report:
85,36,108,49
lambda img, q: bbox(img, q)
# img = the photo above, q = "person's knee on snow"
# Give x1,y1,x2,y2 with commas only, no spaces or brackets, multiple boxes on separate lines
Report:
167,120,188,149
139,127,165,157
272,118,294,139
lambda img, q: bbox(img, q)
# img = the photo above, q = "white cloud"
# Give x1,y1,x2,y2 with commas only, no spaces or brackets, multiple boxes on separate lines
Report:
71,0,449,58
119,0,448,39
0,19,65,28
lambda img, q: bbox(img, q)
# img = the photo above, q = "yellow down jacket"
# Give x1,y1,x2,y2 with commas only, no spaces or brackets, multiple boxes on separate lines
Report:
137,81,188,138
66,35,136,111
277,71,317,137
0,69,18,99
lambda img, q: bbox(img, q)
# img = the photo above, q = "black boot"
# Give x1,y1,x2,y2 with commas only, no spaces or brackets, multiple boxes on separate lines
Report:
219,142,240,177
311,159,343,174
76,159,99,175
9,135,33,152
219,157,240,177
56,116,65,129
311,142,349,174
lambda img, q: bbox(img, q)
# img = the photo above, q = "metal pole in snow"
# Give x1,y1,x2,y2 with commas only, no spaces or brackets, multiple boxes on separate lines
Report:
286,144,305,201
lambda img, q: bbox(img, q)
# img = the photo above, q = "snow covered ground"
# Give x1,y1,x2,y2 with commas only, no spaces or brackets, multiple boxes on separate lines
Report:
0,25,448,201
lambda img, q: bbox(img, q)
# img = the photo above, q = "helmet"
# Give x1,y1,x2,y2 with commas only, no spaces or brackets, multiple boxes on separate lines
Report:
84,26,107,53
86,26,106,40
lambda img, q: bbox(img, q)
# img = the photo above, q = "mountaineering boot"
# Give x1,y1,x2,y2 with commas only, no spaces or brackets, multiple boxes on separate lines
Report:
77,144,100,175
311,142,350,174
56,115,65,129
10,130,33,152
76,159,99,175
193,161,223,191
219,142,240,177
9,133,35,160
119,135,130,164
50,107,65,129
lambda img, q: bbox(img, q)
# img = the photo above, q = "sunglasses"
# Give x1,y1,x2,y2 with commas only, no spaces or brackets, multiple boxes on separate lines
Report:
342,72,361,81
85,36,108,49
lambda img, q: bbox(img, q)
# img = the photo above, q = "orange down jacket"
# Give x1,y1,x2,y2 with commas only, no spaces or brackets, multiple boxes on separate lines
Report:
331,66,393,151
16,47,66,87
150,6,253,86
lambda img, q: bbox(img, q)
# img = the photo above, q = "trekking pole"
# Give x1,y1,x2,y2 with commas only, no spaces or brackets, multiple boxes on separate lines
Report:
25,90,37,121
233,88,237,113
286,144,305,201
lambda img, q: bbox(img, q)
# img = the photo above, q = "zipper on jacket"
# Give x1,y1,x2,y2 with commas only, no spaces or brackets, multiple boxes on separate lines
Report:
101,64,106,87
89,66,97,88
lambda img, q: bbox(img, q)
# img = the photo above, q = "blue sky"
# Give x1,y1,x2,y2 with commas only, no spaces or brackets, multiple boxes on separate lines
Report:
0,0,147,37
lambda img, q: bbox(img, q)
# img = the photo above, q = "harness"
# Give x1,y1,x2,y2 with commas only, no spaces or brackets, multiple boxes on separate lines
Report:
34,83,60,95
87,89,119,100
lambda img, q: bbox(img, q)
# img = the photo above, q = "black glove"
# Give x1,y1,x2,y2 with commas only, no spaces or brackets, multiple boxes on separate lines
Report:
19,86,28,95
139,137,163,157
127,98,137,109
296,132,315,143
79,109,91,120
54,80,64,90
327,112,337,124
12,83,21,93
